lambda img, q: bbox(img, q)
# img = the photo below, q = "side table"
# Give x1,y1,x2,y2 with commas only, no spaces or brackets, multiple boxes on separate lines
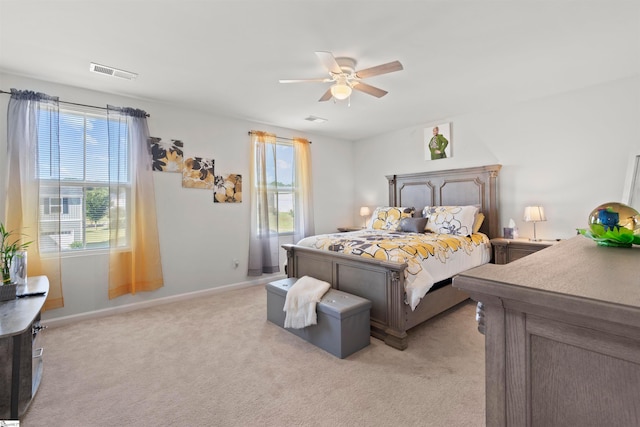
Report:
490,237,559,265
336,226,364,232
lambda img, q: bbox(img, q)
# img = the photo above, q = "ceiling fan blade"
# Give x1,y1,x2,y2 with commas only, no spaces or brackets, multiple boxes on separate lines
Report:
352,81,388,98
318,88,333,102
355,60,403,79
315,51,342,75
279,78,332,83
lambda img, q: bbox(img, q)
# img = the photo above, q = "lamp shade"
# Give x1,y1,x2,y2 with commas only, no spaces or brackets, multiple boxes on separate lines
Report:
523,206,547,222
359,206,371,217
330,83,352,100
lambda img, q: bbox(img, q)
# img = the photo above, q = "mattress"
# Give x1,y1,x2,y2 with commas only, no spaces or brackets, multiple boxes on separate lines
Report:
296,230,492,310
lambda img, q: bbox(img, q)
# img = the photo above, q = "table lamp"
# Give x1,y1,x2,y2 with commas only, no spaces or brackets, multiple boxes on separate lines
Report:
523,206,546,241
359,206,371,228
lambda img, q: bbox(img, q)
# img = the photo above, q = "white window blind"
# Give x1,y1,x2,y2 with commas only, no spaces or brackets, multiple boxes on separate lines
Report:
38,107,131,252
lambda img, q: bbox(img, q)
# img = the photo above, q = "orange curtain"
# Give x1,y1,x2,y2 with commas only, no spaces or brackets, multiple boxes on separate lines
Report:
292,137,314,242
107,106,163,298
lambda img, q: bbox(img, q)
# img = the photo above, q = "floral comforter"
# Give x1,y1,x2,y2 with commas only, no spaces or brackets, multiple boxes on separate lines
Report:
296,230,491,310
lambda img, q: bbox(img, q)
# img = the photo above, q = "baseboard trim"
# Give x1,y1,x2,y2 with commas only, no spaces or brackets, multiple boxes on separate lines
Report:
42,274,286,328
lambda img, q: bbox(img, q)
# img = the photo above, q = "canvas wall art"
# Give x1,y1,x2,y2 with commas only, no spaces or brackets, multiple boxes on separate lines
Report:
149,137,184,172
214,174,242,203
182,157,215,189
424,122,452,160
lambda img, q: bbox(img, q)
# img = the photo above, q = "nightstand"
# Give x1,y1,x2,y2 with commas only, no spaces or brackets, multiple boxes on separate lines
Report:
337,226,364,232
490,238,559,264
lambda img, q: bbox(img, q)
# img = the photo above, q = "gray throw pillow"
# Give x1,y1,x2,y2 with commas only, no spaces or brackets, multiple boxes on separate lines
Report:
399,217,428,233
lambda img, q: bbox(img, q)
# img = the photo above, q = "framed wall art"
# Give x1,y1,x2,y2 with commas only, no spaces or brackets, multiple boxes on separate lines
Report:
182,157,215,189
424,122,451,161
214,174,242,203
149,137,184,172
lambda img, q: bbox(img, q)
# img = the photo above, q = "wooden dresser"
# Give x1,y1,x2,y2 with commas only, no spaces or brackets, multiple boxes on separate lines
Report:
0,276,48,420
453,237,640,426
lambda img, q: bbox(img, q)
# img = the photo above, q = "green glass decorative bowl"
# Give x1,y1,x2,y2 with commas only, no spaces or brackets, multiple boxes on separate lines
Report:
578,202,640,247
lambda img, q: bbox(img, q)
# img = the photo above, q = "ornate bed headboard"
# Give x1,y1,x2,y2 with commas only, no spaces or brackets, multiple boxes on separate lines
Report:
386,164,502,238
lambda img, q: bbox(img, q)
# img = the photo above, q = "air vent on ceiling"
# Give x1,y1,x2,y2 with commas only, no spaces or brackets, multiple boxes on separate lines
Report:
90,62,138,80
304,115,327,123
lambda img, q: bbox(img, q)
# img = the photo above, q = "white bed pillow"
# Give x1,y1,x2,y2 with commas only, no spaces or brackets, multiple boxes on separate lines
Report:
423,206,479,236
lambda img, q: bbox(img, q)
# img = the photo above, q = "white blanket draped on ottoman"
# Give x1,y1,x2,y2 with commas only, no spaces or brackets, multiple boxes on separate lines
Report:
283,276,331,329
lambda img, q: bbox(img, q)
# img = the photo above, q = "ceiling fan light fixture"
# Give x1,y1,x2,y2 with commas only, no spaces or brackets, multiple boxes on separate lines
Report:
330,83,352,100
279,51,403,103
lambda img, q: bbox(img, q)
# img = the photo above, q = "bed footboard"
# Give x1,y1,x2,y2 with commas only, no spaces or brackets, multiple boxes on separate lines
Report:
283,243,410,350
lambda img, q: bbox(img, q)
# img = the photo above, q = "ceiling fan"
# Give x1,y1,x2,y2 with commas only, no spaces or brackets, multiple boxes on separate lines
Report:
279,51,403,102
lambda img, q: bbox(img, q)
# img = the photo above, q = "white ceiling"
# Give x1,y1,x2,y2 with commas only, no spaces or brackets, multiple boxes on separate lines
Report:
1,1,638,141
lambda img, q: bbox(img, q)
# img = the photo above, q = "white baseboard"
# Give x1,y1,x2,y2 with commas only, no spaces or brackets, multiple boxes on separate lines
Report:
42,274,286,329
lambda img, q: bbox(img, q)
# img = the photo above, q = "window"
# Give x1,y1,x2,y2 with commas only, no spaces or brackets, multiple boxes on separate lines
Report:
257,141,295,235
44,197,66,215
249,132,312,276
38,107,131,252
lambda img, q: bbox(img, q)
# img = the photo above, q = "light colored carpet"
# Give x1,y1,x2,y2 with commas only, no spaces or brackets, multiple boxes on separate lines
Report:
23,285,485,427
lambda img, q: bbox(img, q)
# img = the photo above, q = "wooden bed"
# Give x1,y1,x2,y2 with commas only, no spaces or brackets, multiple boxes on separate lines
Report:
283,164,501,350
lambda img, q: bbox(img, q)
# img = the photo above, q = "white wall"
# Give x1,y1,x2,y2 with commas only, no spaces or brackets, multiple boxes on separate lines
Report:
353,76,640,241
0,73,356,319
3,73,639,320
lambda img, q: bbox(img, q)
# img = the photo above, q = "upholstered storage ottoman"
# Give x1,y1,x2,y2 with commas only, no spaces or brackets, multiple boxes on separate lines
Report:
266,277,372,358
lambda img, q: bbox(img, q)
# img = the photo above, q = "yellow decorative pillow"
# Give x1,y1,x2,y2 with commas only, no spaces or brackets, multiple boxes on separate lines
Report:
370,207,414,231
473,212,485,234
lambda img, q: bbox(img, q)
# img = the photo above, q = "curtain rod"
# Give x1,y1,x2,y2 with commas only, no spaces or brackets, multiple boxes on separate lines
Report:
0,89,151,117
247,130,311,144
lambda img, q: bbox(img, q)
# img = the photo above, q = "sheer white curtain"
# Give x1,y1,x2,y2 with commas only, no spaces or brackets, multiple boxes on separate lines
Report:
247,132,314,276
106,106,163,298
248,131,280,276
5,89,63,309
